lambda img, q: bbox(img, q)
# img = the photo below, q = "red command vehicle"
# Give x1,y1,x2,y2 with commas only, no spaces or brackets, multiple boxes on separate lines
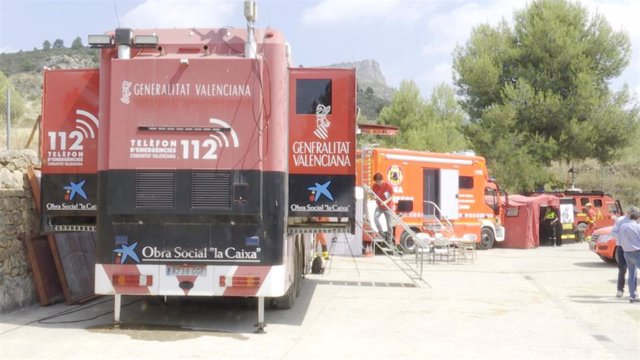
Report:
40,4,356,329
357,148,506,250
530,190,622,240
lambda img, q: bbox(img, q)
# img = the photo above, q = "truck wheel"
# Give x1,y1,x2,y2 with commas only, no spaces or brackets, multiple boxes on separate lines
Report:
311,255,323,274
271,252,299,310
271,284,295,310
479,228,495,250
575,223,587,242
400,230,418,253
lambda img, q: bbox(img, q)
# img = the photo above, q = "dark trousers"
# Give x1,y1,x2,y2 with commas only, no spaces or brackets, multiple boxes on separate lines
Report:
616,246,627,292
554,222,562,246
542,221,553,245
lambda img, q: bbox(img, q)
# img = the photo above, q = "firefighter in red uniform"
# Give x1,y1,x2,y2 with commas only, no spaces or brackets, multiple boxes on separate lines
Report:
584,202,596,238
314,217,330,260
315,233,330,260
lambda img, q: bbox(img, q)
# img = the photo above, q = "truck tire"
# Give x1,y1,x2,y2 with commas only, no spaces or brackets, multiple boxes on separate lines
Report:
271,245,301,310
575,223,587,242
478,228,495,250
400,230,418,253
311,255,323,274
271,282,295,309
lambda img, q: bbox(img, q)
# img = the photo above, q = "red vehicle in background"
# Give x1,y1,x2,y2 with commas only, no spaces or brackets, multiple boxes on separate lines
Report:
531,190,622,241
589,226,617,263
356,148,507,250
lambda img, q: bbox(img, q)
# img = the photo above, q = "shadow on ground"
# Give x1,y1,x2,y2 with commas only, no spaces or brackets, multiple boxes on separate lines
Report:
2,279,320,337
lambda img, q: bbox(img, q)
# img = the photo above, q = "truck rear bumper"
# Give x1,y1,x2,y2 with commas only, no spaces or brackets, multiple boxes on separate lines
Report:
95,263,287,297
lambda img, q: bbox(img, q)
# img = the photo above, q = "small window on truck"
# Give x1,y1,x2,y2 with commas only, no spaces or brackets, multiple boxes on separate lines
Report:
593,199,603,208
580,198,589,207
296,79,332,114
459,176,474,189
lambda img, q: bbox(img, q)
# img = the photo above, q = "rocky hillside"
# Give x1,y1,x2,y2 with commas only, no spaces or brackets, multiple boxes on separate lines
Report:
2,50,98,91
1,49,99,124
0,48,98,77
329,59,395,101
327,59,394,120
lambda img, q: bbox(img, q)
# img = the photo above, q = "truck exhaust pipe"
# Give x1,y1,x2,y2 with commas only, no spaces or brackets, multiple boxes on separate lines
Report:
115,28,133,59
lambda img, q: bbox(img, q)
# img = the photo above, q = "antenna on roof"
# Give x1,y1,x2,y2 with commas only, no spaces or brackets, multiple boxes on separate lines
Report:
568,166,577,189
244,1,258,59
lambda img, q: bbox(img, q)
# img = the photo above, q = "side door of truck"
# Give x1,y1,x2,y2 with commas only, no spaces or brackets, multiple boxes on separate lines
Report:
422,168,459,220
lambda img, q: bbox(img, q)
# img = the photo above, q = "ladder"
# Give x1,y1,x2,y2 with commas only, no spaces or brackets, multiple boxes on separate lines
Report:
362,184,429,287
360,145,374,190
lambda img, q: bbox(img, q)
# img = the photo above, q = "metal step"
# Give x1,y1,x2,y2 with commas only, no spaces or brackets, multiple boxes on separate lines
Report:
50,224,97,232
359,207,427,286
288,223,352,235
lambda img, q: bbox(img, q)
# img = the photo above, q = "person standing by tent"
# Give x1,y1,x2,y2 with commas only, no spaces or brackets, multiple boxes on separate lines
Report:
372,172,394,244
611,206,640,298
552,207,563,247
543,207,559,246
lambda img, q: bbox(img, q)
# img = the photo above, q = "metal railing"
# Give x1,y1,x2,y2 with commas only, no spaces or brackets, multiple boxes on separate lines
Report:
422,200,454,235
362,184,430,284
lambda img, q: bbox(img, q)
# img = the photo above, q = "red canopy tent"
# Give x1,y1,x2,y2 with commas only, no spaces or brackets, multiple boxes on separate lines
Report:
501,194,560,249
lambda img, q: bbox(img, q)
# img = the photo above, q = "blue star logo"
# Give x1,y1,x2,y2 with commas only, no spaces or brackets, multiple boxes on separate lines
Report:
114,242,140,264
63,180,88,200
307,180,334,202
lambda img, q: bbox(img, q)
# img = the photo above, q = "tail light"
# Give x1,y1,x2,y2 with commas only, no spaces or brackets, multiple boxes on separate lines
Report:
112,274,153,287
219,275,261,287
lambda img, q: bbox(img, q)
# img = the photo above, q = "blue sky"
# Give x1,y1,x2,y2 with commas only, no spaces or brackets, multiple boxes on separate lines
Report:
1,0,638,98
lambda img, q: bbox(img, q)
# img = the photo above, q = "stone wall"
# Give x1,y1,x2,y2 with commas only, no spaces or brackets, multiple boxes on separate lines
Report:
0,150,39,312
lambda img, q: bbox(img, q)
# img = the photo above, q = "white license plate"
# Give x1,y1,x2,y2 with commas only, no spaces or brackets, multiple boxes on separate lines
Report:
166,265,207,276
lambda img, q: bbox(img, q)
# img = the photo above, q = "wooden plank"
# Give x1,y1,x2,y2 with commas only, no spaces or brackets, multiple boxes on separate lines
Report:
22,234,64,306
26,165,41,216
44,233,73,303
25,115,41,149
25,165,72,302
51,232,97,304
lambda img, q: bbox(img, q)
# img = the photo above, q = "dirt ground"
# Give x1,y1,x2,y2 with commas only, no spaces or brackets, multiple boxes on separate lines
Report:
0,242,638,359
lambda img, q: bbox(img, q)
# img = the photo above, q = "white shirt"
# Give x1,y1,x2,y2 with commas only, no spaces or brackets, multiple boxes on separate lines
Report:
612,216,634,246
618,220,640,252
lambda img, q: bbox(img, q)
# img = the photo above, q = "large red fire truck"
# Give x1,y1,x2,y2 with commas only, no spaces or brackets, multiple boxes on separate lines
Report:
39,2,356,330
357,148,507,250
